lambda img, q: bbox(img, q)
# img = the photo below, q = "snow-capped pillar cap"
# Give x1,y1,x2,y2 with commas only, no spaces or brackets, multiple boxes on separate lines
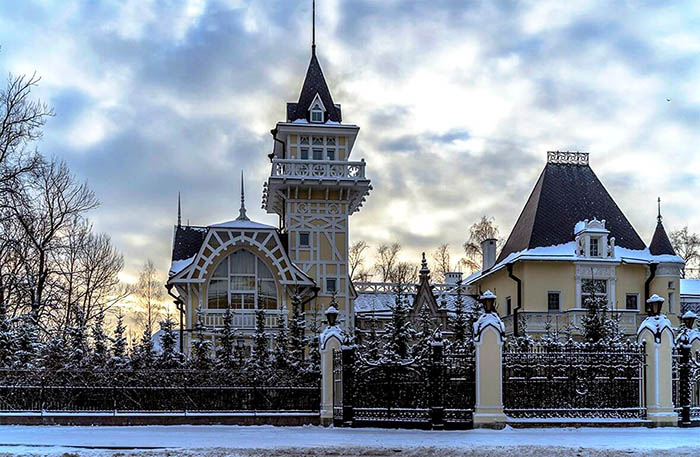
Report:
637,314,674,344
646,294,665,316
473,312,505,343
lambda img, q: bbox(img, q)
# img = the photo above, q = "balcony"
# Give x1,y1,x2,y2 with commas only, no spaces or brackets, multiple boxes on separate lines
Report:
202,309,284,331
501,309,648,337
263,159,371,215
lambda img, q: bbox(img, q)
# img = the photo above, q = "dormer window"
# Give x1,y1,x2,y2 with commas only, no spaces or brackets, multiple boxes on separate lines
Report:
308,93,326,123
574,218,615,259
590,238,599,257
311,106,323,123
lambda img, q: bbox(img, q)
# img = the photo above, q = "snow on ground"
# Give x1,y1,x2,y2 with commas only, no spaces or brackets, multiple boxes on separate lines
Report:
0,425,700,456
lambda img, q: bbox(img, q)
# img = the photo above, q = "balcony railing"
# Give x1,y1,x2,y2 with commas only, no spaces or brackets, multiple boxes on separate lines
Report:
202,309,284,330
502,309,647,336
270,159,366,180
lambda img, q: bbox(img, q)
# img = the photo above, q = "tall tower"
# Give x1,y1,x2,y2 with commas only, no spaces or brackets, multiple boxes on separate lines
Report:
263,35,371,330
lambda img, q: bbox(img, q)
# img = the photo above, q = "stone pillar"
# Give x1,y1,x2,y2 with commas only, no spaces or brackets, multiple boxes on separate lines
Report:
637,314,678,426
473,312,507,429
319,324,342,427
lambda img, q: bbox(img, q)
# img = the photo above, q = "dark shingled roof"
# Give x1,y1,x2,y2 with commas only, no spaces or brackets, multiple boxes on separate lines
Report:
496,161,647,264
649,220,676,256
172,225,206,262
286,53,341,123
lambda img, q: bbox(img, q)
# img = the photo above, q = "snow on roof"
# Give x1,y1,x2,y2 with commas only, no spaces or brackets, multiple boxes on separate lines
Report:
210,219,276,230
466,241,684,285
681,279,700,296
354,286,478,314
170,255,195,276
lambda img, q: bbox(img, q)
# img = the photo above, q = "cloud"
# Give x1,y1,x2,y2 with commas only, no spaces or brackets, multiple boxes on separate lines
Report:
1,0,699,278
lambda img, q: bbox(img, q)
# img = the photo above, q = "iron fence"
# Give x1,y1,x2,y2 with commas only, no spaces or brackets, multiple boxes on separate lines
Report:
672,345,700,423
0,369,320,413
503,342,646,419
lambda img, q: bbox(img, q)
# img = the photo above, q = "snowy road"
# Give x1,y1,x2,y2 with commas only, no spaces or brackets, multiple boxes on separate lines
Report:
0,425,699,456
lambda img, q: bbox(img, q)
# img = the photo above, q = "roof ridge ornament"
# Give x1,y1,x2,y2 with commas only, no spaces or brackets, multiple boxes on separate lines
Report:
177,191,182,228
236,170,250,221
657,197,662,223
547,151,589,166
312,0,316,56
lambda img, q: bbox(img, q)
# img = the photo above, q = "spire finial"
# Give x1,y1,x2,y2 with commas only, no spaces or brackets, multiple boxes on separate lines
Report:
312,0,316,55
657,197,662,223
237,170,250,221
177,192,182,228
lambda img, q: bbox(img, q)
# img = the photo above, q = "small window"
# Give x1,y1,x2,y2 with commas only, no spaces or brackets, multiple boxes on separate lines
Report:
300,148,309,160
299,232,310,247
326,278,337,293
311,110,323,123
668,281,675,289
506,297,512,315
313,148,323,160
669,292,676,314
581,279,607,308
626,294,639,310
590,238,599,257
326,149,335,160
548,292,560,311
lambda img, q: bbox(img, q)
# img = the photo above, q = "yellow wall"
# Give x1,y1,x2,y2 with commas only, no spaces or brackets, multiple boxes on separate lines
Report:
522,262,576,311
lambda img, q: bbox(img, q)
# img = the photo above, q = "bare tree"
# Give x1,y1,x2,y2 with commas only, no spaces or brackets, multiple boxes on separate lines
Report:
0,71,52,194
431,243,452,283
375,242,401,282
460,216,503,273
671,226,700,279
2,159,99,317
349,240,371,282
135,259,166,334
392,261,419,285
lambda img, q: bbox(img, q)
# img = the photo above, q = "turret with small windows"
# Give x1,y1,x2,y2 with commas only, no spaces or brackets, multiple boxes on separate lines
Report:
263,44,372,331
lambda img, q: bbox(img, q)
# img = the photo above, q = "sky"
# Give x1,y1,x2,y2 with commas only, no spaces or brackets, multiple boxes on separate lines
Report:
0,0,699,284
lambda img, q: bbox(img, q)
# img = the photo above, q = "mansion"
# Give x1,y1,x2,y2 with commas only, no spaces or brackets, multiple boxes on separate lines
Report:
167,42,687,352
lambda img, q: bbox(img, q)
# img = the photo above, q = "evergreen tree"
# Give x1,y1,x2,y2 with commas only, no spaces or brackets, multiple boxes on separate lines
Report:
131,326,156,370
307,306,321,371
250,309,270,372
189,306,212,370
67,306,88,369
580,279,610,345
413,303,433,359
450,282,469,346
109,310,129,368
0,301,15,368
91,311,109,368
362,315,381,362
215,304,237,370
159,317,184,369
273,319,291,370
382,284,415,361
40,334,68,373
14,313,41,369
288,294,306,368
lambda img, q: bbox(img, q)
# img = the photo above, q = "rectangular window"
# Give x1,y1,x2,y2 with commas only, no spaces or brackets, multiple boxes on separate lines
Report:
313,148,323,160
506,297,512,315
299,232,310,247
590,238,599,257
581,279,607,308
669,292,676,314
300,147,309,160
207,279,228,309
326,148,335,160
548,292,560,311
326,278,337,293
311,110,323,122
626,293,639,310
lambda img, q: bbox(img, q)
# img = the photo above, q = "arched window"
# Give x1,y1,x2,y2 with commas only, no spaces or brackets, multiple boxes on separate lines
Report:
207,249,278,310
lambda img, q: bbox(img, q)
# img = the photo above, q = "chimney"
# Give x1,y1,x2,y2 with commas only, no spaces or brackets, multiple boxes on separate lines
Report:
482,238,497,271
445,272,463,285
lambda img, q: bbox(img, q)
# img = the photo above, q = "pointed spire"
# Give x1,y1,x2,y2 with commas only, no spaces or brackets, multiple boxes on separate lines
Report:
236,170,250,221
177,192,182,228
419,252,430,278
312,0,316,56
650,197,676,256
657,197,662,223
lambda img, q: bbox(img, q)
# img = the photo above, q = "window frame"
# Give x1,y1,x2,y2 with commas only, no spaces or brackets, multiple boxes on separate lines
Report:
326,278,337,294
207,249,279,311
625,293,639,311
311,109,323,123
581,278,608,308
299,231,310,248
547,291,561,312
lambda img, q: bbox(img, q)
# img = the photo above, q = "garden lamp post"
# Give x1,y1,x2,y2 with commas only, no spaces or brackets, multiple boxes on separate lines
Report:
480,290,497,314
646,294,664,316
325,305,339,327
682,311,697,331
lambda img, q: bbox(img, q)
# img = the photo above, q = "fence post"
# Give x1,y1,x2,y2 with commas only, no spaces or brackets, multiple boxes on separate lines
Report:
429,335,445,430
319,320,343,427
341,345,356,427
679,340,691,426
473,309,507,429
637,309,678,426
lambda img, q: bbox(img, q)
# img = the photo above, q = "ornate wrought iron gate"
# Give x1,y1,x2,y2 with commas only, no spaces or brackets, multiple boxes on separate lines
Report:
673,344,700,424
332,345,475,429
503,342,646,419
